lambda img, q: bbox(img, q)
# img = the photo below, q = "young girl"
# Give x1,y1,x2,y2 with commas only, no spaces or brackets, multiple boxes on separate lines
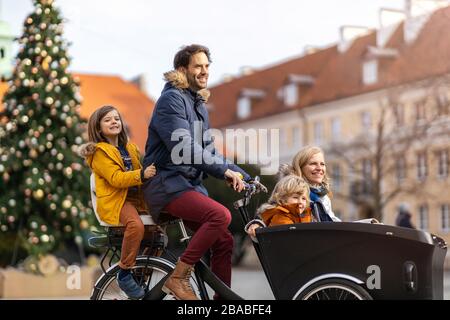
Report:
79,105,156,299
258,175,312,228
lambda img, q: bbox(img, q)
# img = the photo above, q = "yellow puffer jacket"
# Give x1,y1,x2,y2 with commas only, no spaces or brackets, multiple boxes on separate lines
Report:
79,141,147,225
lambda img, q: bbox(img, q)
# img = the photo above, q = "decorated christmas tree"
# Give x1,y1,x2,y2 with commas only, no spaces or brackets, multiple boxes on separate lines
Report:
0,0,96,260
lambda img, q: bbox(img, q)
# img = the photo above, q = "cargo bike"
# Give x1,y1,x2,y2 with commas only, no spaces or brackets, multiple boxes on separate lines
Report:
89,176,447,300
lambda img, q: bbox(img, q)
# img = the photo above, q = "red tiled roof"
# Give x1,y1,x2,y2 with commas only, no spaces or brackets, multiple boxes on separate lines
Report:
209,5,450,128
0,73,154,151
208,45,337,128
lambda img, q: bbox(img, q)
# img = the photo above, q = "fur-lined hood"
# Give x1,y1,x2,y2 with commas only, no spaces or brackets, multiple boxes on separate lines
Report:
163,70,210,102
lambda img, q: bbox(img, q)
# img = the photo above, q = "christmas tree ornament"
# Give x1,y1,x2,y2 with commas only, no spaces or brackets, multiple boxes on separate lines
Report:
45,96,54,105
62,199,72,209
33,189,44,200
29,149,38,158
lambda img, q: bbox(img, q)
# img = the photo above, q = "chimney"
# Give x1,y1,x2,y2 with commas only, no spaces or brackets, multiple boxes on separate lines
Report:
130,74,148,95
240,66,255,76
403,0,449,44
338,25,371,53
377,8,405,47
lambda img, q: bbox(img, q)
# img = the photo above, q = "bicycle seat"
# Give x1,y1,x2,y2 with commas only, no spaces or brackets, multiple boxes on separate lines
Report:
90,173,156,227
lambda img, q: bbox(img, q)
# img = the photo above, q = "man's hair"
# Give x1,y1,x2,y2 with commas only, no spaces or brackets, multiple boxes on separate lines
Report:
173,44,211,69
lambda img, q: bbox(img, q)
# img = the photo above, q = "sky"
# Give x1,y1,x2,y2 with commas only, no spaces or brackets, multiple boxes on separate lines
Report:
0,0,418,99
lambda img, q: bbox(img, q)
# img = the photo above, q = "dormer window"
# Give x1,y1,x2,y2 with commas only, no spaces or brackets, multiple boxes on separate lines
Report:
282,74,315,107
283,83,298,107
236,88,265,120
237,97,251,120
362,59,378,85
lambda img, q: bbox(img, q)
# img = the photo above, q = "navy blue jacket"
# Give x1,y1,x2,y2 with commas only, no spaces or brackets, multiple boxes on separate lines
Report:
142,72,250,219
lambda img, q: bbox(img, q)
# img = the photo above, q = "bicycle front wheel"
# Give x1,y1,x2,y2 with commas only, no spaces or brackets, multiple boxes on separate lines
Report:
91,256,176,300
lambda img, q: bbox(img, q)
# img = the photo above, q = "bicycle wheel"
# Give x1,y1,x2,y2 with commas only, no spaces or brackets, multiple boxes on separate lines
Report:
91,256,176,300
296,278,373,300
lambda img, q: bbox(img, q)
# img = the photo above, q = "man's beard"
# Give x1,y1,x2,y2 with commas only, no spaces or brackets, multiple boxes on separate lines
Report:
187,73,206,91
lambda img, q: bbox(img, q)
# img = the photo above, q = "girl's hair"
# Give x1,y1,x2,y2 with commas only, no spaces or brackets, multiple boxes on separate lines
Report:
289,145,330,191
87,105,128,146
268,175,310,208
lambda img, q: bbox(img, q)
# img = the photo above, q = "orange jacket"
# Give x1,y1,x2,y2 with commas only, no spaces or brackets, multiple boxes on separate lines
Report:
81,142,147,225
261,203,312,227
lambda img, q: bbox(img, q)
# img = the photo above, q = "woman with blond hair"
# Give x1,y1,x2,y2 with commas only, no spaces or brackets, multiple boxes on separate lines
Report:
246,145,341,238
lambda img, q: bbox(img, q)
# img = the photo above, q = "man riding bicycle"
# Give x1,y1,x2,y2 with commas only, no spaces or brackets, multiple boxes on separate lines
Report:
142,44,250,300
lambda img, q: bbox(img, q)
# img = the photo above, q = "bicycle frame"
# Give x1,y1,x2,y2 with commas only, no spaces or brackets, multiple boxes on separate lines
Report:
142,186,264,300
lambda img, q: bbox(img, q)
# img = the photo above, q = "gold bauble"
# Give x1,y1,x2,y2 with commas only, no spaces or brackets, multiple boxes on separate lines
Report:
80,219,89,230
29,149,38,158
33,189,44,200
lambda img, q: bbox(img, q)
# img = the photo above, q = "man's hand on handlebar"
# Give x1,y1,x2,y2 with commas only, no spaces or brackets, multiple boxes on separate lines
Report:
224,169,245,192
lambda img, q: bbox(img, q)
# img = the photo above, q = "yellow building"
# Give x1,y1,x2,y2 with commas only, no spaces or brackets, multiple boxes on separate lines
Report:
208,4,450,251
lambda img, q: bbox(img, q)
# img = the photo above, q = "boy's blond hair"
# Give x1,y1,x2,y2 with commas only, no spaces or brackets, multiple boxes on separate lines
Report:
257,175,310,213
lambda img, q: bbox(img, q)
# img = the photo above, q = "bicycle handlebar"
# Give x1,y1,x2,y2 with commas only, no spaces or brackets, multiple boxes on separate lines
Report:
242,176,268,197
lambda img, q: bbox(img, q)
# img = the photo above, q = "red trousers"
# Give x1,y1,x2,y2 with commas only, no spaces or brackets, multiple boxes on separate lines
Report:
164,190,234,287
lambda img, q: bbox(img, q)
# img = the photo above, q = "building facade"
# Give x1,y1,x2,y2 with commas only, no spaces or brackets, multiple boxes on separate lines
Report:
208,3,450,246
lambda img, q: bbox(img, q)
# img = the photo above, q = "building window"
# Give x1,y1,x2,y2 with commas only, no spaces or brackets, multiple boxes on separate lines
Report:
283,83,298,107
417,152,427,180
437,91,449,116
415,100,426,121
279,128,286,151
437,149,449,178
331,117,341,140
237,97,251,120
361,111,371,129
362,158,372,193
331,163,341,192
441,204,450,232
393,103,405,126
418,204,428,230
313,121,323,145
362,59,378,85
396,156,407,184
292,126,300,147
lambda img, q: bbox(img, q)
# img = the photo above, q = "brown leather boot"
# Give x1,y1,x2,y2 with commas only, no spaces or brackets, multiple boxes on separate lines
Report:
162,260,198,300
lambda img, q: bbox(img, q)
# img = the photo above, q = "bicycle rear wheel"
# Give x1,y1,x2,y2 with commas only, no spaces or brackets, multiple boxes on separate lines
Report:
91,256,176,300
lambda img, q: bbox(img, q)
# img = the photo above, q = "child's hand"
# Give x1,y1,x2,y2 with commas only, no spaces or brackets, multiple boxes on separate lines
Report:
247,223,260,237
144,163,156,179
